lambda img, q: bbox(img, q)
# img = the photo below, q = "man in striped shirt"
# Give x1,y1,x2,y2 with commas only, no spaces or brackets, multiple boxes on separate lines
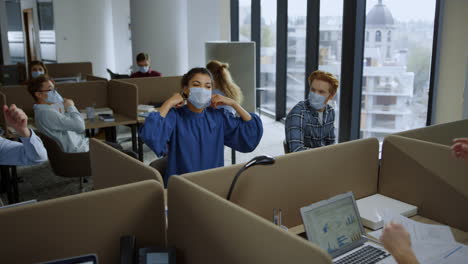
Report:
285,70,339,153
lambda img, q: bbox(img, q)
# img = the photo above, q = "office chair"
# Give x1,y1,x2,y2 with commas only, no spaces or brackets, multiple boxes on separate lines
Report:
106,68,130,80
36,131,91,192
283,139,290,154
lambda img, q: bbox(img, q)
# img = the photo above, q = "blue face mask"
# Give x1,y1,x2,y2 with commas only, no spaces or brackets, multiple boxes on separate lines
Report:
308,92,327,110
138,66,149,73
46,90,64,104
32,71,44,78
188,87,212,109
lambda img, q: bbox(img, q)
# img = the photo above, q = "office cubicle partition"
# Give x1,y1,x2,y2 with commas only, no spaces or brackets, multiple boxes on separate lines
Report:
395,119,468,146
379,135,468,232
205,42,256,113
46,62,93,79
181,138,380,227
168,176,331,264
0,180,166,263
90,138,163,190
120,76,182,106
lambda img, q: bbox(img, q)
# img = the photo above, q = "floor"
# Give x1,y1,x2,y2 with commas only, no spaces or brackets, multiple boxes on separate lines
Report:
1,114,286,204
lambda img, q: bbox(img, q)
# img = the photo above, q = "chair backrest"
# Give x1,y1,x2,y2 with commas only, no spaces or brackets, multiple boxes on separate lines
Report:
36,131,91,178
0,180,166,263
283,139,290,154
90,138,163,189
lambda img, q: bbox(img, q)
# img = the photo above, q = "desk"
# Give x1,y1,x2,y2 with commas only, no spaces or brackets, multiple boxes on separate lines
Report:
288,215,468,245
85,114,139,157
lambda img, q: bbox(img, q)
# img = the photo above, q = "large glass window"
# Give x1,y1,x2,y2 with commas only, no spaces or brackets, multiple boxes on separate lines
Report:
259,0,277,115
360,0,437,142
318,0,343,142
239,0,251,41
286,0,307,113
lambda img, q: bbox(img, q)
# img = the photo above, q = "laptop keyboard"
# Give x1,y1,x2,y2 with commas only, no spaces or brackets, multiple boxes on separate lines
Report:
334,245,390,264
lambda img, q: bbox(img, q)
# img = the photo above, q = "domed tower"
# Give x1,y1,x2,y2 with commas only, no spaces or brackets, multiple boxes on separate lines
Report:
365,0,396,63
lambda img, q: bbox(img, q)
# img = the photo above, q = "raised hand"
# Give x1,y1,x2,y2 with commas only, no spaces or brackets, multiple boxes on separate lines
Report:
3,104,31,138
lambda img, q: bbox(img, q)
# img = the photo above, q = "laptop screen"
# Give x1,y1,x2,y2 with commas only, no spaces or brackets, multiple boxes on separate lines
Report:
302,195,363,255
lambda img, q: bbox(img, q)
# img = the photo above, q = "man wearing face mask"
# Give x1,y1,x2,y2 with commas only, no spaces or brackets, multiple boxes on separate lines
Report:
130,52,162,78
28,75,89,153
285,70,339,152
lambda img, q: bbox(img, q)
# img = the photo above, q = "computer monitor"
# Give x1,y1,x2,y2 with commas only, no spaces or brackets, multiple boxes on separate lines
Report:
300,192,366,258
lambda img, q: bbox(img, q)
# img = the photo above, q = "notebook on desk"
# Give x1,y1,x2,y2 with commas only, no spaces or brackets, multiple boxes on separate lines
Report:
300,192,395,264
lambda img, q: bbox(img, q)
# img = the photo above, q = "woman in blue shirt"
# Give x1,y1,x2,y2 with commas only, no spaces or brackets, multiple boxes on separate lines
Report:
139,67,263,185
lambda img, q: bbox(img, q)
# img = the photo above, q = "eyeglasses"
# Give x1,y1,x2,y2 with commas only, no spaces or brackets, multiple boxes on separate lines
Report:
38,87,57,93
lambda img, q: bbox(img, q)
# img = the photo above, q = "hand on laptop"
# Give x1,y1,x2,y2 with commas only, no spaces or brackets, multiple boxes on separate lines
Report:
452,138,468,160
380,222,419,264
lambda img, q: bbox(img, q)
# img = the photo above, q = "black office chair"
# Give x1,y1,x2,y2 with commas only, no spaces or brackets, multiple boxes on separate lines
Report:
106,69,130,80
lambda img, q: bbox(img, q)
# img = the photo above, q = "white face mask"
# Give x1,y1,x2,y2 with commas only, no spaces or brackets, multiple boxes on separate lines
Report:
138,66,149,73
188,87,212,109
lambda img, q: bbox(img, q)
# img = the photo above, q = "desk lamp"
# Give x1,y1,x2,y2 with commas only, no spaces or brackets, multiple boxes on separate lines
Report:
226,155,275,200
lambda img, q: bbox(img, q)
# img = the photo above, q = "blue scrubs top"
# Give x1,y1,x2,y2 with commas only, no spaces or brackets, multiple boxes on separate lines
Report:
139,105,263,184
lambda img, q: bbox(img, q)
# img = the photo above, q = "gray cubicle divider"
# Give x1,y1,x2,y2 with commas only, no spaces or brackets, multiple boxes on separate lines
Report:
205,41,256,113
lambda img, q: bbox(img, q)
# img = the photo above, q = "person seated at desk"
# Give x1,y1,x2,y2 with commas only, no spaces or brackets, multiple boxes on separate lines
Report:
0,104,48,165
27,75,136,157
206,60,243,115
130,52,162,78
21,60,48,85
139,67,263,185
285,70,339,152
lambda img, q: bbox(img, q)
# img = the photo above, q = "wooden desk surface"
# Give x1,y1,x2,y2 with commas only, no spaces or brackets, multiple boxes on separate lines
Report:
288,215,468,245
85,113,137,129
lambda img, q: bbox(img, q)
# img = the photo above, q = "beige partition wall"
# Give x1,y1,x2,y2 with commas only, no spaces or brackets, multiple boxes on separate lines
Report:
121,76,182,105
108,80,138,119
46,62,93,78
0,85,35,116
168,176,331,264
57,80,108,109
90,139,163,189
205,41,256,113
0,180,166,263
379,135,468,232
395,119,468,146
180,138,380,227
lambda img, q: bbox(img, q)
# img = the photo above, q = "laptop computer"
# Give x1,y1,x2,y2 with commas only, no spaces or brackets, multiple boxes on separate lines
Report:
300,192,395,264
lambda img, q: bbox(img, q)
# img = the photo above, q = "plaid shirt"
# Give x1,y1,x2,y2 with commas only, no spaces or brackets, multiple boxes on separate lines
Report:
285,100,336,152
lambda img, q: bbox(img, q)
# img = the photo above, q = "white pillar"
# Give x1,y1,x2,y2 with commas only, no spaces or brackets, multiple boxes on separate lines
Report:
54,0,115,78
130,0,188,76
